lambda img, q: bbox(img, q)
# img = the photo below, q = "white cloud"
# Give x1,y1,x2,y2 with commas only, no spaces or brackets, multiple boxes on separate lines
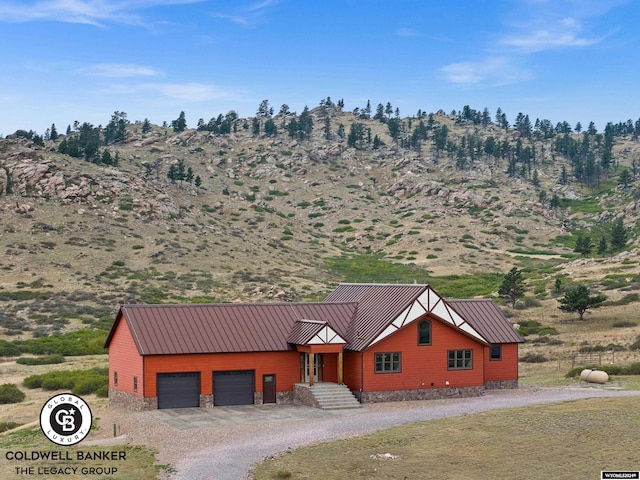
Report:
98,81,241,103
500,17,605,52
81,63,162,78
395,28,421,38
0,0,205,26
210,0,278,27
441,57,530,86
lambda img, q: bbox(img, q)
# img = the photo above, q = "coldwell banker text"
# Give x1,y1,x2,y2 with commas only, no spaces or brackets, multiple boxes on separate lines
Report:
5,450,127,477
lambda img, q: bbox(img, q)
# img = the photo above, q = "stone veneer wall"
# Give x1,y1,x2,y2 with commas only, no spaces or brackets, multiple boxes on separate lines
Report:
109,388,157,410
200,394,213,408
293,384,320,408
485,379,518,389
354,386,485,403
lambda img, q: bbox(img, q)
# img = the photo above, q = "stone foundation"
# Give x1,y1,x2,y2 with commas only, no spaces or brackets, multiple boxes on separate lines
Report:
485,379,518,389
276,391,294,404
109,388,157,411
293,384,320,408
200,394,213,408
354,386,485,403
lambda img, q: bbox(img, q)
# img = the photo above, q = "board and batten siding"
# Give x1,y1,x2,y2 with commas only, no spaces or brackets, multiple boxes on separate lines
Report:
362,314,485,392
143,351,300,398
108,319,144,395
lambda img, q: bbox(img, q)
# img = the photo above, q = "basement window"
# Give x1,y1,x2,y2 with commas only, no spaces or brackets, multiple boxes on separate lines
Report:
113,371,118,386
418,320,432,345
490,345,502,361
133,376,138,393
375,352,401,373
448,350,472,370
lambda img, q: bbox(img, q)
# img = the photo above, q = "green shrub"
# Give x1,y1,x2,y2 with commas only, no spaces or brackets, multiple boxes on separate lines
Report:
14,329,108,356
629,337,640,351
613,320,638,328
0,384,26,404
623,362,640,375
0,421,22,433
23,368,108,395
536,327,559,336
517,320,543,336
16,355,65,365
519,353,548,363
0,340,21,357
95,385,109,398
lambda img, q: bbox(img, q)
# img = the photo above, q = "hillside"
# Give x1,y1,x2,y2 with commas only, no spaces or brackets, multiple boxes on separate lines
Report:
1,103,640,339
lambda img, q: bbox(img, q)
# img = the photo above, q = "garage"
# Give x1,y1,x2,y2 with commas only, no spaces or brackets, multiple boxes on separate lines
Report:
157,372,200,409
213,370,255,406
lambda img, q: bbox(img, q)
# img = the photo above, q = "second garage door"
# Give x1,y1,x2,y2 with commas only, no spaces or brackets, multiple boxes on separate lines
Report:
213,370,255,406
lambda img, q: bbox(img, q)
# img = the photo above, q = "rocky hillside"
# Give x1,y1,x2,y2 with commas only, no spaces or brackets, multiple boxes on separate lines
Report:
1,104,639,338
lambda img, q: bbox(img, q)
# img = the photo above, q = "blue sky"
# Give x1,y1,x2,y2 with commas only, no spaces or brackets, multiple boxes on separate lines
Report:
0,0,638,136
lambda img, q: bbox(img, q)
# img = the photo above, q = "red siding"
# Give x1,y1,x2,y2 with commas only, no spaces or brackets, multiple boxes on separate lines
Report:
143,351,300,397
108,319,144,396
484,343,519,381
343,350,362,391
362,315,484,392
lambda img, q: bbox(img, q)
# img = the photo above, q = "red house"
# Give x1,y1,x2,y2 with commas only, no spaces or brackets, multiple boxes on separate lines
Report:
105,283,524,410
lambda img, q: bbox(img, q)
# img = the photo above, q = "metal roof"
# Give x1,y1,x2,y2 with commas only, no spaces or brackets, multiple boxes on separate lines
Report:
105,285,523,356
106,302,357,356
447,299,525,344
324,283,429,351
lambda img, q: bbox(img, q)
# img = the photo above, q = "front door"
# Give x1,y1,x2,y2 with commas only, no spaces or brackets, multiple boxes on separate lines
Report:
303,353,322,383
263,374,276,404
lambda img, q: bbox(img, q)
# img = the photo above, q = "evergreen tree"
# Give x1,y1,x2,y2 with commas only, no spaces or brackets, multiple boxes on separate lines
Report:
298,106,313,139
167,164,177,184
323,116,331,140
498,267,526,308
49,123,59,141
597,236,607,255
558,285,606,321
619,169,632,189
194,175,202,190
171,111,187,133
610,218,626,251
142,118,152,134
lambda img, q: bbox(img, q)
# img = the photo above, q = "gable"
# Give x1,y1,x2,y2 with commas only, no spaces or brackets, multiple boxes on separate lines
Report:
368,286,489,347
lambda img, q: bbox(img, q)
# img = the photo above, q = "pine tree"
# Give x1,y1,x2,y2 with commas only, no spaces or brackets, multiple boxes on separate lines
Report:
610,218,626,251
498,267,526,308
171,111,187,133
558,285,606,321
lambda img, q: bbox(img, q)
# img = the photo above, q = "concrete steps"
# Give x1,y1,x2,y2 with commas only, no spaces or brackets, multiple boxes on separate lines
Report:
308,383,361,410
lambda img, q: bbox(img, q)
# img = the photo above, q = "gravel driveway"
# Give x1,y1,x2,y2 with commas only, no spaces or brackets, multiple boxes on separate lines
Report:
94,386,640,480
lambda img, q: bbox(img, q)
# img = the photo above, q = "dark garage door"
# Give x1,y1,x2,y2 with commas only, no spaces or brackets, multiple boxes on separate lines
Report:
213,370,255,406
157,372,200,409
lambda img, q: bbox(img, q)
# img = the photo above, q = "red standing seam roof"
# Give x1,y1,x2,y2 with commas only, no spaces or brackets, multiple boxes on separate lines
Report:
106,302,358,356
104,285,524,356
448,299,525,344
324,283,429,351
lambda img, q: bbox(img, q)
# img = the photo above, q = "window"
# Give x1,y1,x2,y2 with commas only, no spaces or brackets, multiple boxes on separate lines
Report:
418,320,432,345
133,376,138,392
448,350,472,370
375,353,401,373
113,371,118,386
490,345,502,361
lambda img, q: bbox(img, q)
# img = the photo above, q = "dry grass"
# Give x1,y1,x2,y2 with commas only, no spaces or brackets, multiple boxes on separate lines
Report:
252,397,640,480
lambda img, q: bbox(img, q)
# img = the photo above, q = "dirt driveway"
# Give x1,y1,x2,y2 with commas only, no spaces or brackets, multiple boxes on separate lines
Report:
90,386,640,480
